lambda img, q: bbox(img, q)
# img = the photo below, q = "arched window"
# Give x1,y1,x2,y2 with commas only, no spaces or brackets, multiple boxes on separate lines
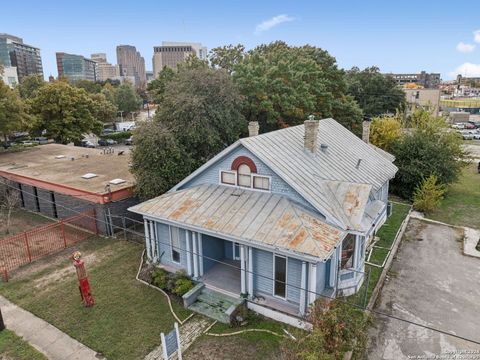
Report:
237,163,252,187
219,155,270,191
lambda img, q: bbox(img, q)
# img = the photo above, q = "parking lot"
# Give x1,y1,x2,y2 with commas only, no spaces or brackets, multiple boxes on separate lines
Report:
368,219,480,359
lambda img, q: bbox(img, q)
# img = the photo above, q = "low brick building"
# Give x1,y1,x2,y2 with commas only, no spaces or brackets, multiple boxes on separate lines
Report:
0,144,139,235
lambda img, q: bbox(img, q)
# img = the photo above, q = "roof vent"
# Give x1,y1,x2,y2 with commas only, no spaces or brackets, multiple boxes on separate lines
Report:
82,173,97,179
356,159,362,169
55,155,66,159
109,178,126,185
320,144,328,151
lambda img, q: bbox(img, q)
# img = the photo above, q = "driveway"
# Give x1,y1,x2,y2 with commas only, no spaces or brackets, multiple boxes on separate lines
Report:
368,219,480,359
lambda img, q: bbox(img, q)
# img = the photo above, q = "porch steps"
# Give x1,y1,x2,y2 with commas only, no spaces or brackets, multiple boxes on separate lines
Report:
187,288,242,324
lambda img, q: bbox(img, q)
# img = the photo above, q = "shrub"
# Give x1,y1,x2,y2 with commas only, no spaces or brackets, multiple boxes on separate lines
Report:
102,131,132,141
413,175,446,214
152,268,169,290
173,278,194,296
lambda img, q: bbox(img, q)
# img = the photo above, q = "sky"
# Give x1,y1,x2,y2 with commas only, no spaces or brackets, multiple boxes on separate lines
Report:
3,0,480,80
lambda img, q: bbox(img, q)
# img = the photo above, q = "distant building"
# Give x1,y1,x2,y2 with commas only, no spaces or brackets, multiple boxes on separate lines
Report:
0,33,43,82
1,66,18,87
385,71,441,89
456,74,480,86
146,70,154,82
91,53,120,82
404,89,441,116
56,52,97,82
116,45,146,87
152,41,207,76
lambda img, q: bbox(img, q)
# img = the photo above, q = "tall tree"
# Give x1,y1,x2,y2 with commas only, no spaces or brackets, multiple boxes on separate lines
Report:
346,66,406,118
90,93,117,123
209,44,245,74
74,80,103,94
114,82,142,114
147,66,175,104
155,66,246,166
16,75,45,99
232,41,363,133
370,114,403,151
0,81,29,141
29,81,104,144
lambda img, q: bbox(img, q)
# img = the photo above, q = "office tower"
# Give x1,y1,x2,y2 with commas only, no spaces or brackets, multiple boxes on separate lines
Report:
0,33,43,82
56,52,96,82
152,41,207,76
116,45,146,87
91,53,120,81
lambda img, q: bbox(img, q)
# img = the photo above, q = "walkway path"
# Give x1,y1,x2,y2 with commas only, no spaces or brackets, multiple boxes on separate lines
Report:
0,295,102,360
144,315,212,360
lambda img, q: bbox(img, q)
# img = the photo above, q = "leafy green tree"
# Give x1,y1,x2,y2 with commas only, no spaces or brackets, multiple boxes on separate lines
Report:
74,80,103,94
233,41,363,132
16,75,45,99
209,44,245,74
370,114,403,151
155,66,246,166
29,81,103,144
114,82,142,114
147,66,175,104
0,80,30,141
90,92,117,123
413,175,446,213
131,122,193,199
346,67,406,117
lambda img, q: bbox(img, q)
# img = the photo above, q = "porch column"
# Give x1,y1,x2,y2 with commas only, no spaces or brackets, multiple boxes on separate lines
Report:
198,233,204,276
308,263,317,305
247,246,253,298
240,245,246,294
192,232,199,279
144,219,152,261
185,231,192,276
149,221,157,261
299,261,307,315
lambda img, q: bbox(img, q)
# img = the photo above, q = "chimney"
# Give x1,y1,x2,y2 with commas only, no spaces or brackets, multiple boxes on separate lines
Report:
248,121,259,137
362,120,371,143
304,115,319,153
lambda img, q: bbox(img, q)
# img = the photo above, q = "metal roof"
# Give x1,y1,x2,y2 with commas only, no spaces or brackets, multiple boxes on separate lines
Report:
129,184,346,260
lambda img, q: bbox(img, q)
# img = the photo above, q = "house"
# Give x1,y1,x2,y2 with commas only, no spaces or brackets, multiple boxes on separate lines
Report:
129,117,397,324
0,144,139,235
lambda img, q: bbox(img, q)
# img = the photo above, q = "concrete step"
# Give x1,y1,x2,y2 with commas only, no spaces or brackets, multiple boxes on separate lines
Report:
187,288,241,324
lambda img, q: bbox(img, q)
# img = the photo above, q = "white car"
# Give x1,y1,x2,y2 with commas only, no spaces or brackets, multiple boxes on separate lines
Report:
460,131,474,140
452,123,465,130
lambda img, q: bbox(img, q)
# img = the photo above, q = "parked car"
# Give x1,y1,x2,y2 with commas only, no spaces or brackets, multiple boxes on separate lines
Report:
460,131,474,140
452,123,465,130
21,140,35,146
81,140,96,148
102,128,116,135
125,136,134,145
34,137,49,144
464,122,476,130
98,139,117,146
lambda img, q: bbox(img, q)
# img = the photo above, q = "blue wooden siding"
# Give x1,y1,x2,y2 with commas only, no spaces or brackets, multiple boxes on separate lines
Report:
286,258,302,303
179,145,321,215
315,261,327,295
156,222,188,270
202,234,226,272
373,182,389,203
252,248,273,295
224,241,234,260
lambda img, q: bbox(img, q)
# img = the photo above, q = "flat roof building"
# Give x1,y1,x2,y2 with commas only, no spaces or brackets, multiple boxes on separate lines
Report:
385,71,441,89
0,33,43,82
116,45,146,87
56,52,97,82
91,53,120,82
152,41,207,76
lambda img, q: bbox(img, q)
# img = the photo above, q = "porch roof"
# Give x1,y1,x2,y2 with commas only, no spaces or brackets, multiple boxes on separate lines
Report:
129,184,347,260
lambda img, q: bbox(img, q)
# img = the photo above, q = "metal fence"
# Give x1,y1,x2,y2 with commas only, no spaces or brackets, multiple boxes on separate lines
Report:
0,209,97,281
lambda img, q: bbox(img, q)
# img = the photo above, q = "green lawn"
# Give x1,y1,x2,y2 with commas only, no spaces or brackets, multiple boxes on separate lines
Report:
349,202,411,307
428,163,480,227
0,209,53,237
0,237,190,360
0,329,47,360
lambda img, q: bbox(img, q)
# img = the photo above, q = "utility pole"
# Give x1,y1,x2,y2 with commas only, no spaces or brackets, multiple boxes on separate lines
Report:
0,307,5,331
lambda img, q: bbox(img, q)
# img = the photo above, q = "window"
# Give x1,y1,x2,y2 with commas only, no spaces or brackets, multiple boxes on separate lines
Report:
50,191,58,218
274,255,287,298
253,175,270,191
237,164,251,187
233,242,241,260
220,170,236,185
33,186,40,212
341,234,356,269
170,226,181,263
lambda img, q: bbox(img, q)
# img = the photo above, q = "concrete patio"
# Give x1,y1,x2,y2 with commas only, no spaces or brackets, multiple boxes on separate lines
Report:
201,259,241,295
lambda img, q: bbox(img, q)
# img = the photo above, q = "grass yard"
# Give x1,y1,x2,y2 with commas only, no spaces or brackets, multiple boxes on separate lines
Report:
0,237,191,360
428,163,480,228
348,202,411,307
0,329,47,360
0,209,53,237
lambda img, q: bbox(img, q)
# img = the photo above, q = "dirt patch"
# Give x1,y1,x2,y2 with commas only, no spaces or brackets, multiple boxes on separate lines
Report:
0,210,53,237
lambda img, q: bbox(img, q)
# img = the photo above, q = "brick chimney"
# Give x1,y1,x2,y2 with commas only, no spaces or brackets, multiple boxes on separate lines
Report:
248,121,259,137
304,115,319,153
362,120,371,143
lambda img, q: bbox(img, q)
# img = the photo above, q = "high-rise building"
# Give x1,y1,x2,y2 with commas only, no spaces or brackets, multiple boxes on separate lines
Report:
56,52,97,82
91,53,120,82
116,45,146,87
0,33,43,82
152,41,207,76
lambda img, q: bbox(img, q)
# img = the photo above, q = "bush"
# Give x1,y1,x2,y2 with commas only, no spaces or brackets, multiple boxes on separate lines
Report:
102,131,132,141
152,268,169,290
173,278,194,296
413,175,446,214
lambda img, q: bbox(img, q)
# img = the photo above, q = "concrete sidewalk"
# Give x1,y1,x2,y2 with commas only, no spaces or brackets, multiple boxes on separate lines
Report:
0,295,102,360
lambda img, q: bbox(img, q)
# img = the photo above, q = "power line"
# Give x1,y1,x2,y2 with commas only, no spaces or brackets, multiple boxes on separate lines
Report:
2,181,480,347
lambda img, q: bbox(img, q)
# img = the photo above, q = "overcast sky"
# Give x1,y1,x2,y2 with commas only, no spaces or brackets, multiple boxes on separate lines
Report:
3,0,480,80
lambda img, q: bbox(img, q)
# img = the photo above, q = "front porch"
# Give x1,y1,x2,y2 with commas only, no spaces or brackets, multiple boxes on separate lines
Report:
201,259,241,296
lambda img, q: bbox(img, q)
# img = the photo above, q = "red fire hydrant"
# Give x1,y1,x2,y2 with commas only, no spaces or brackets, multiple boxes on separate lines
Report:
72,251,94,307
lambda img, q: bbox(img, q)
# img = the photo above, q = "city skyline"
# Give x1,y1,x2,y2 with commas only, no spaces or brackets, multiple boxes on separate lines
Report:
2,0,480,80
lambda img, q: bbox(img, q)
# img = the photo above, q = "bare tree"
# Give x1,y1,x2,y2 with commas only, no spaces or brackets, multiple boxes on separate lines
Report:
0,179,20,235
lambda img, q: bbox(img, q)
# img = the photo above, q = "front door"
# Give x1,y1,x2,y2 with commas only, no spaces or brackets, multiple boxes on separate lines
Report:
274,255,287,298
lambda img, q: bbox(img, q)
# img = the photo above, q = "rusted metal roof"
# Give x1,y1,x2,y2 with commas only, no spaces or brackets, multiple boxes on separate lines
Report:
129,184,346,260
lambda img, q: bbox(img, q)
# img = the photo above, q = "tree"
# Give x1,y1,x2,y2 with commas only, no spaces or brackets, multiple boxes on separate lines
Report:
147,66,175,105
89,92,117,123
29,81,104,144
16,75,45,99
0,80,30,141
0,179,20,235
209,44,245,74
281,299,369,359
74,80,103,94
412,175,446,213
131,122,193,200
346,66,406,118
370,114,403,151
114,82,142,114
155,66,246,167
232,41,363,133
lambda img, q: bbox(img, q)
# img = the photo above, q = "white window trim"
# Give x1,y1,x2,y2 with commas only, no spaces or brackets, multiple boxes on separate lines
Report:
252,174,272,192
169,226,181,264
233,242,241,260
218,170,271,193
219,170,237,187
273,254,288,300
